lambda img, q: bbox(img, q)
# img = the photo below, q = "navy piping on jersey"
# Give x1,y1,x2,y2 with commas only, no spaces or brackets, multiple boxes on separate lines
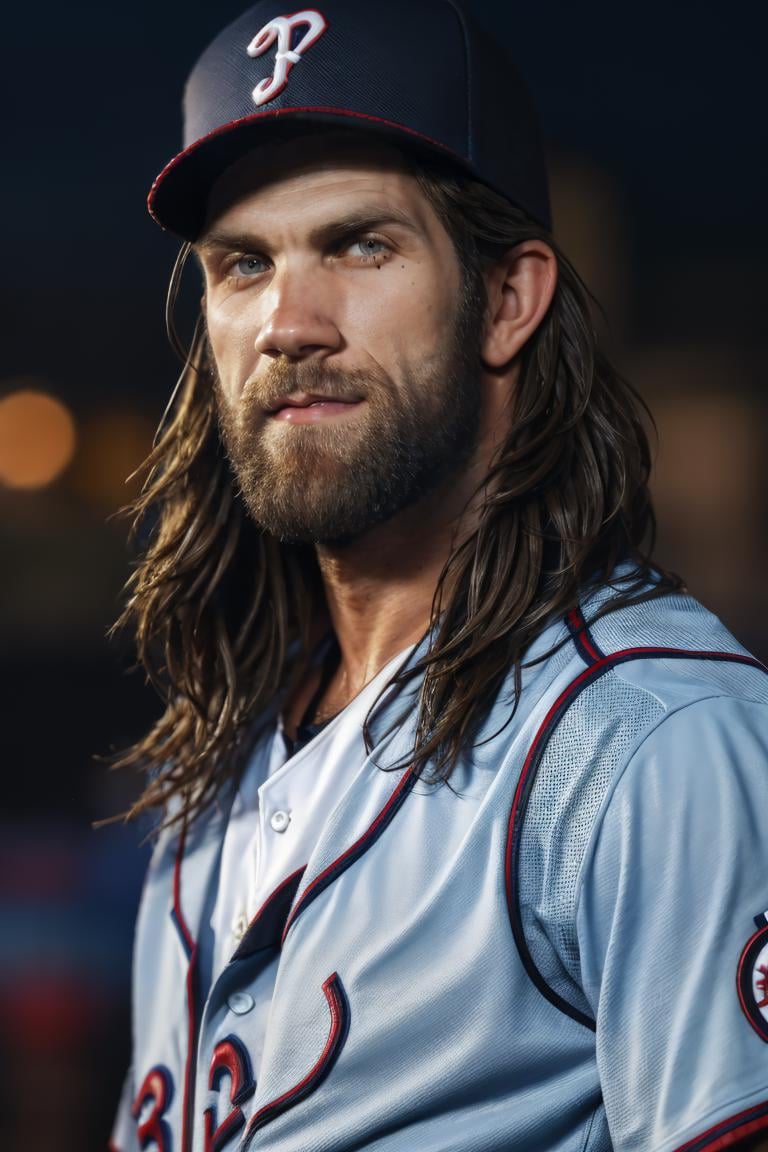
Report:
506,615,768,1031
232,866,307,959
240,973,350,1146
673,1098,768,1151
282,764,418,944
278,640,425,941
565,606,605,665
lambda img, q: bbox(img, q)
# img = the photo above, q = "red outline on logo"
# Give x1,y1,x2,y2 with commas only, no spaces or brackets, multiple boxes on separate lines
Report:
247,9,329,108
737,921,768,1043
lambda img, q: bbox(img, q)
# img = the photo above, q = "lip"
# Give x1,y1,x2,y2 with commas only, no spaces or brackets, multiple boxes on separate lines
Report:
269,396,364,424
266,392,358,413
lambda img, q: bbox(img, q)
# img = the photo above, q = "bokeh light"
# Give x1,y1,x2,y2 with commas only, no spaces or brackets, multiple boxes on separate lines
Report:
68,410,157,510
0,388,77,490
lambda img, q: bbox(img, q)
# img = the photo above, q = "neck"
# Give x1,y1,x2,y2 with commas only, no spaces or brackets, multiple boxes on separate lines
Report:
314,456,488,698
289,365,515,725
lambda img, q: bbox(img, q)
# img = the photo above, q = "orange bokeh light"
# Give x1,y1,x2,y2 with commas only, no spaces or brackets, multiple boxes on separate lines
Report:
0,389,77,490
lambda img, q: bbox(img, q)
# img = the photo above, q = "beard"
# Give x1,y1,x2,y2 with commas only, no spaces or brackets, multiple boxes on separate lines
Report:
211,289,485,546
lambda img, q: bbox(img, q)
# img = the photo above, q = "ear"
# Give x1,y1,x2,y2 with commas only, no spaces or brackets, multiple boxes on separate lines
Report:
481,240,558,370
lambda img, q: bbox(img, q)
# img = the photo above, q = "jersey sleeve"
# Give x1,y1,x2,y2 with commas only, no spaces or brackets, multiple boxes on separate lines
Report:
575,695,768,1152
109,1064,139,1152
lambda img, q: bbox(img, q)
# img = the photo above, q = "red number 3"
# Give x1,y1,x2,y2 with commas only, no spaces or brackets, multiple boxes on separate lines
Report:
204,1036,257,1152
132,1065,174,1152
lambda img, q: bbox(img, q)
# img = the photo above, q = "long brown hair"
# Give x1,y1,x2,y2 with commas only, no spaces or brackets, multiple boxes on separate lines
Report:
111,156,682,825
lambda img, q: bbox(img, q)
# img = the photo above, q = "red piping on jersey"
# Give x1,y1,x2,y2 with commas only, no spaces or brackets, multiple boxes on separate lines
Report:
173,825,195,954
232,864,307,958
281,763,418,944
508,644,766,850
566,607,604,664
248,865,305,934
173,825,199,1152
242,973,349,1143
673,1098,768,1151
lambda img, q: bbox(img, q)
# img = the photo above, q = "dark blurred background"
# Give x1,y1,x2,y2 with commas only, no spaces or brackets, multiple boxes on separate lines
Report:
1,1,766,1148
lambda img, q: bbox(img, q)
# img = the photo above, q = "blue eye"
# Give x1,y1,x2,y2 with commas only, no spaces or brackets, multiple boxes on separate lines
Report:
234,255,267,276
352,237,389,260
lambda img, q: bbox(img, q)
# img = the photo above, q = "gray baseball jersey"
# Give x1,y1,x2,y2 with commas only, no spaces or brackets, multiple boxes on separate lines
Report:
111,579,768,1151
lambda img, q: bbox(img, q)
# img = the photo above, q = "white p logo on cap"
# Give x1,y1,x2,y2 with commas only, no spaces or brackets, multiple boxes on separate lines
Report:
247,10,329,107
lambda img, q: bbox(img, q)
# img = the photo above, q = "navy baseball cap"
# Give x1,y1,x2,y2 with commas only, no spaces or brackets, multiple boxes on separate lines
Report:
148,0,551,239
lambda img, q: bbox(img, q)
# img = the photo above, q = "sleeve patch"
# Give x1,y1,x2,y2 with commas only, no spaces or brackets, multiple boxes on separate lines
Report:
737,913,768,1043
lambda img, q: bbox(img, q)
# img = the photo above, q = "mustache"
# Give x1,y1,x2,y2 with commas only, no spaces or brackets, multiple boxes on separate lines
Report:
203,332,394,415
242,359,387,410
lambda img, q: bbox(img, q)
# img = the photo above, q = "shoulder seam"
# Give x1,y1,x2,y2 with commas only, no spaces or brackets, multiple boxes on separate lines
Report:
573,692,768,921
508,644,766,1030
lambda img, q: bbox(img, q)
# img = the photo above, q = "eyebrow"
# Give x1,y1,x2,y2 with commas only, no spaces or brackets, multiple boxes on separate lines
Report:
194,206,422,257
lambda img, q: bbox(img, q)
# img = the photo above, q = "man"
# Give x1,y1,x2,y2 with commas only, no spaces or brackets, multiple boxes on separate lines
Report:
111,2,768,1150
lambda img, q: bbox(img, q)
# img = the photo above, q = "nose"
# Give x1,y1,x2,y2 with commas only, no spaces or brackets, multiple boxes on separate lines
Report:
254,267,342,360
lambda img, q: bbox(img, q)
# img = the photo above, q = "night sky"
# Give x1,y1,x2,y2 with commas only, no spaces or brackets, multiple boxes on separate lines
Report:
4,0,767,410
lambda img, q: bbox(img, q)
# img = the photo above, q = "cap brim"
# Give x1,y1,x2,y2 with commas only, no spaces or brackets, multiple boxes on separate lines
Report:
148,107,469,241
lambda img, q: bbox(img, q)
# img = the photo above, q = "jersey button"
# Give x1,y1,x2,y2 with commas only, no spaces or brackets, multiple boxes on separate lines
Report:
270,809,291,833
232,912,248,941
228,991,255,1016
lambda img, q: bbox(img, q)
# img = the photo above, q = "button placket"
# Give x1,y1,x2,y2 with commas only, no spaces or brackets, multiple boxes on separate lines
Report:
232,911,248,942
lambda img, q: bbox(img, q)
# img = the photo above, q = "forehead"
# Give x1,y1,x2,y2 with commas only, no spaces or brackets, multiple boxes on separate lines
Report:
202,130,438,235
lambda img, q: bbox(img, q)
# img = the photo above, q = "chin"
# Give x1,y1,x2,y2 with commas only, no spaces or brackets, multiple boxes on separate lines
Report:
244,482,419,547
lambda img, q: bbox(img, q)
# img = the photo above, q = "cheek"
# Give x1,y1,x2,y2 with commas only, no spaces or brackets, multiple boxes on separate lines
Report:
346,265,457,362
206,300,261,402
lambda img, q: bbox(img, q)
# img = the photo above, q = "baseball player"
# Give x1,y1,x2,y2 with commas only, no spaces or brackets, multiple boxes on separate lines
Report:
110,2,768,1150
